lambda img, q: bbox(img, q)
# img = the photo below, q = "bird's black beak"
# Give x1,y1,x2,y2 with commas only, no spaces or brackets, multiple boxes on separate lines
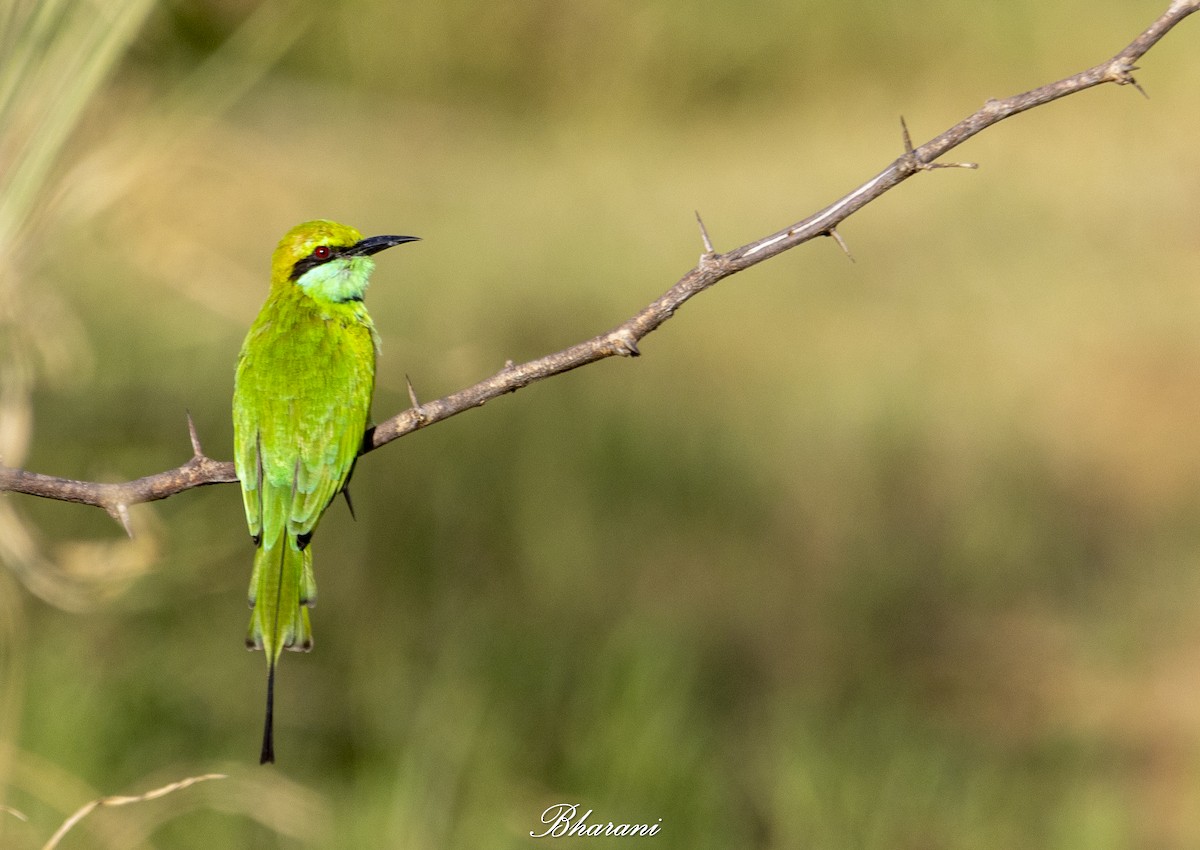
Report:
346,234,421,257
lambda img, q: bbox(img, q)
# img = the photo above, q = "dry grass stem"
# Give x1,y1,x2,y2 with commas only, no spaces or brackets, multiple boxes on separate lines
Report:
41,773,226,850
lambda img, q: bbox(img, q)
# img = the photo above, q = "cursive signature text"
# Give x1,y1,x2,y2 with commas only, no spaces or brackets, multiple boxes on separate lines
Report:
531,803,662,838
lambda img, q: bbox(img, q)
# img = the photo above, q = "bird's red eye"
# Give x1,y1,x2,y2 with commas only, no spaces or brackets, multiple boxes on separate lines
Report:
313,245,332,260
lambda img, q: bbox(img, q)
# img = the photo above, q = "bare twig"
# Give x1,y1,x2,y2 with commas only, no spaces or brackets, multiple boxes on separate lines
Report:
1,1,1197,520
41,773,226,850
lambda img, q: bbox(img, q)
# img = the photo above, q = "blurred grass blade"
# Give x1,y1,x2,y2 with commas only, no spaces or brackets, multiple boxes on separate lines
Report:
0,0,160,615
61,0,316,220
0,0,156,248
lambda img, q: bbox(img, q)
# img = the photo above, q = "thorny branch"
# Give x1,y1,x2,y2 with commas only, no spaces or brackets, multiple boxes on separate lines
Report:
1,1,1198,530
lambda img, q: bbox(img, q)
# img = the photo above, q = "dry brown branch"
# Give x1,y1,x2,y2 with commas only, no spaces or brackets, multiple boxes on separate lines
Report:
1,1,1197,523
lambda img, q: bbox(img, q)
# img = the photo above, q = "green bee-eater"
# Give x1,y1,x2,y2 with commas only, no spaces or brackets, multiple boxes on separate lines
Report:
233,219,418,763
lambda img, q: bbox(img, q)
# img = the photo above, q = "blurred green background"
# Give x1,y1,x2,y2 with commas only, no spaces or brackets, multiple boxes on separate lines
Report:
2,0,1200,847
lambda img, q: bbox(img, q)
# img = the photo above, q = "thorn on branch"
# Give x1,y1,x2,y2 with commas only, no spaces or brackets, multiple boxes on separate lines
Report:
405,374,426,424
1106,58,1149,97
900,114,916,156
608,328,641,357
826,228,855,263
927,160,980,171
900,115,978,172
109,502,134,538
186,411,204,459
695,210,715,254
898,115,926,174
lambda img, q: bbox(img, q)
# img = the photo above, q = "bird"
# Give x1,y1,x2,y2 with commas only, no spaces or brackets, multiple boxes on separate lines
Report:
232,219,418,763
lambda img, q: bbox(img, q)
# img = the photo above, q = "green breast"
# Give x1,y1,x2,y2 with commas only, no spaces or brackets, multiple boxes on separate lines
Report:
233,288,377,542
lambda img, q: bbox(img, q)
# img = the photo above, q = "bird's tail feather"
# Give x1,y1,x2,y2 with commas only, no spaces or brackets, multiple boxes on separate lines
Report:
246,535,314,763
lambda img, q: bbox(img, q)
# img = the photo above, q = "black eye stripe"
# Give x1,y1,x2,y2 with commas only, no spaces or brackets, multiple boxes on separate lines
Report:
289,246,340,281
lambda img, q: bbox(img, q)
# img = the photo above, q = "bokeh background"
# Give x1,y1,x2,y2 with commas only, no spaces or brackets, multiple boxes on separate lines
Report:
2,0,1200,847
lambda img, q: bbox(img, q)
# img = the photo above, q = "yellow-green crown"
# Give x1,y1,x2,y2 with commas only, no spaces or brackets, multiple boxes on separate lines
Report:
271,220,365,285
